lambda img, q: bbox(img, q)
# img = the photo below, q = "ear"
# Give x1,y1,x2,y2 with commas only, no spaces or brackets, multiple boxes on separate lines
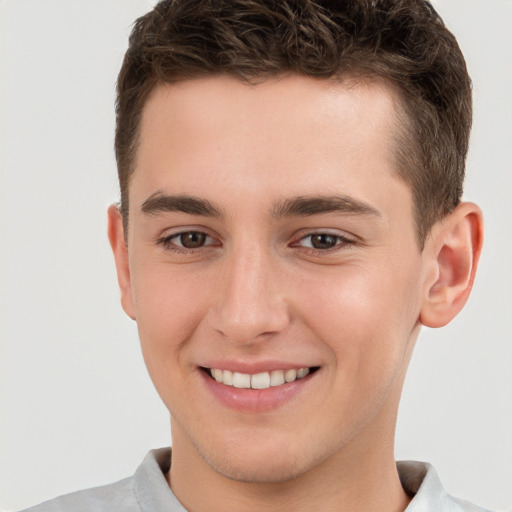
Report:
420,202,483,328
107,204,136,320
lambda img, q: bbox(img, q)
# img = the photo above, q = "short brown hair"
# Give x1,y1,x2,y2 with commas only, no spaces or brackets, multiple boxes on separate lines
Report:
115,0,472,246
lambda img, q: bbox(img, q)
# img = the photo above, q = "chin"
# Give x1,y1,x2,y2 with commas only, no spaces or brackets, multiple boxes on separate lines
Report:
206,455,309,484
195,436,325,484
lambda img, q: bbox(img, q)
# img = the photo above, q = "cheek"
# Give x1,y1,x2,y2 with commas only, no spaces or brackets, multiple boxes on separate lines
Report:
295,259,422,375
130,261,211,377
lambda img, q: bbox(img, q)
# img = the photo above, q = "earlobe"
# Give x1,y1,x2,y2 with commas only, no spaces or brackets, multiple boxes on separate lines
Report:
107,204,136,320
420,202,483,328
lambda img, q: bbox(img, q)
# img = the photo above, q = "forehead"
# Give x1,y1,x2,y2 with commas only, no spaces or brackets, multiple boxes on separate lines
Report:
139,74,400,147
130,75,408,212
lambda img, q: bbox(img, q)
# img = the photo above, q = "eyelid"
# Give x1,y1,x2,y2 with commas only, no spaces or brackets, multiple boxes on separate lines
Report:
155,227,221,251
169,231,215,247
293,228,356,242
290,229,357,251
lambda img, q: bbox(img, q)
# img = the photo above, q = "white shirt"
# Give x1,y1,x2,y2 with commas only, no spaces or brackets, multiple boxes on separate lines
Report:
20,448,494,511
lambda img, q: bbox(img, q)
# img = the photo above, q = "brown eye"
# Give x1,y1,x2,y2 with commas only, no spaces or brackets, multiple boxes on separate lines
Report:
294,232,354,252
309,234,339,249
157,230,218,252
178,232,207,248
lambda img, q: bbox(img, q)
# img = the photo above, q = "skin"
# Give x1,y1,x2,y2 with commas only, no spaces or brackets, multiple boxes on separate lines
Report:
108,75,483,512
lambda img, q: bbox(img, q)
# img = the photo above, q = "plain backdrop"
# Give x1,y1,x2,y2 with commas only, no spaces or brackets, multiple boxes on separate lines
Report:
0,0,511,511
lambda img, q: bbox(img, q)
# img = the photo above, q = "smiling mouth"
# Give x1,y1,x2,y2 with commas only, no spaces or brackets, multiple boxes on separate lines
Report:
204,367,319,390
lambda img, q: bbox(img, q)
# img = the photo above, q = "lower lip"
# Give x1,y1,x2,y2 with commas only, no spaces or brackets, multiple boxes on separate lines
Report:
200,369,316,413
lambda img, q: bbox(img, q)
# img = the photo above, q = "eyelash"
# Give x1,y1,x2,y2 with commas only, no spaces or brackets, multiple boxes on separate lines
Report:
292,232,355,253
156,231,356,255
156,231,218,254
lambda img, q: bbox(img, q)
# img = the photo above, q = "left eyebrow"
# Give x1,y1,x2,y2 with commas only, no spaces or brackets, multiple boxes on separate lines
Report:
141,193,223,217
272,195,382,219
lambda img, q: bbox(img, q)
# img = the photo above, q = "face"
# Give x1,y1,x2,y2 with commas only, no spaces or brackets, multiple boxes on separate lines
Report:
115,75,431,483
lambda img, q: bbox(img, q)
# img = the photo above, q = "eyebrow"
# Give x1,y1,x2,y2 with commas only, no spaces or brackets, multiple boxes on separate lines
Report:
141,193,223,217
272,195,381,219
140,192,381,220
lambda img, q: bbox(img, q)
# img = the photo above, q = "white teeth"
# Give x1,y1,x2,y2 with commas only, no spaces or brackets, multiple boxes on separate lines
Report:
232,372,251,388
297,367,310,379
284,369,297,382
251,372,270,389
223,370,233,386
209,367,312,389
270,370,285,387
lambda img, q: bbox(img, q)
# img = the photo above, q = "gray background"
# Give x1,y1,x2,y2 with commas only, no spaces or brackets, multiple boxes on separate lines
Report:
1,0,510,510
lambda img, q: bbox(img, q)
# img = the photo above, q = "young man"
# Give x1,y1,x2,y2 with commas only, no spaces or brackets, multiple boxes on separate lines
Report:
21,1,488,511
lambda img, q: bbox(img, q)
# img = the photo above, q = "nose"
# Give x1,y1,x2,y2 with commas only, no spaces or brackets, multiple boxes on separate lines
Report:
209,244,291,345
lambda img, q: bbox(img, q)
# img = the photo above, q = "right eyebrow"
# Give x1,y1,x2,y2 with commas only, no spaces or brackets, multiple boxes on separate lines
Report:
141,193,223,217
272,194,381,219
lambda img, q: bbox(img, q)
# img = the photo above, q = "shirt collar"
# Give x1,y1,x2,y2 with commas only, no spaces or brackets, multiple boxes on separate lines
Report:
134,449,489,512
